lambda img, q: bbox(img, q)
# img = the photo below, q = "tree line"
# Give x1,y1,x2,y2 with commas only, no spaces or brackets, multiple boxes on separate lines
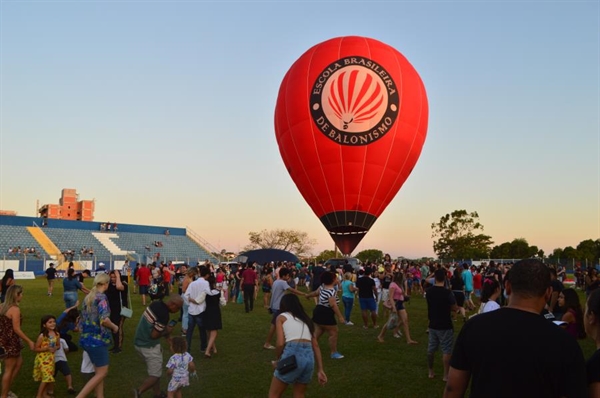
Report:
431,209,599,265
238,211,599,266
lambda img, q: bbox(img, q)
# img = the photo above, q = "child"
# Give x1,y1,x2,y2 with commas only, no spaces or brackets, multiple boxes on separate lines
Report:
166,336,195,398
56,302,80,352
47,337,76,395
80,350,95,383
33,314,59,398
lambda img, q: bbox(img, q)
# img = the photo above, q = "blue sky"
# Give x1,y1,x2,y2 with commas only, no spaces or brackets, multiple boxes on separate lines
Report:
1,1,598,258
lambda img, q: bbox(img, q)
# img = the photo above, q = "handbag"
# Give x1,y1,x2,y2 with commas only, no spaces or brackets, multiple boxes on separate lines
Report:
276,355,297,375
386,312,399,330
120,284,133,318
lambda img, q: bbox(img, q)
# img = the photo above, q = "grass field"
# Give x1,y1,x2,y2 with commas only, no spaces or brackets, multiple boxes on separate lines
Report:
4,278,597,398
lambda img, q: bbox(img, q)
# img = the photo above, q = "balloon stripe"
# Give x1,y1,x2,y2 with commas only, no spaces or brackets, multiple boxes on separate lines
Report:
364,46,403,217
374,76,427,216
336,70,347,114
351,36,372,235
281,47,329,219
353,95,384,122
328,71,344,118
351,81,382,119
351,73,374,117
336,37,346,232
345,69,360,115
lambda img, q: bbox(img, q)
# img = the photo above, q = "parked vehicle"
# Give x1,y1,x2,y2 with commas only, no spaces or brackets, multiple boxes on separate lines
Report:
324,257,361,272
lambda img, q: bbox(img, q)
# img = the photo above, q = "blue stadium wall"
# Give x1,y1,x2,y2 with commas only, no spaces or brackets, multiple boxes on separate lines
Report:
0,215,186,235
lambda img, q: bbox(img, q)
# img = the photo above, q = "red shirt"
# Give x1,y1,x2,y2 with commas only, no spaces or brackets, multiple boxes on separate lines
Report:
241,269,257,286
137,266,151,286
473,273,482,290
163,267,171,283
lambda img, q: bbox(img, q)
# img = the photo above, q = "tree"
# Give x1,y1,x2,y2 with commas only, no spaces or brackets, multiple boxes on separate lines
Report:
431,210,493,260
490,242,511,259
490,238,539,259
244,229,316,257
561,246,579,261
355,249,384,265
576,239,600,265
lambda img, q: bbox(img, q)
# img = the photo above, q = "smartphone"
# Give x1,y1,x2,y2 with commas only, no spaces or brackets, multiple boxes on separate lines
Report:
168,320,177,327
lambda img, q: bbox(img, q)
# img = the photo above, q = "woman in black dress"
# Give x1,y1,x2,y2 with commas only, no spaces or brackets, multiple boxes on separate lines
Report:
105,270,128,353
204,275,222,358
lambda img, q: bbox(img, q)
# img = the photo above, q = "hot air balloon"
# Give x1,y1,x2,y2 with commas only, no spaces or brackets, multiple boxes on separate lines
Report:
274,36,428,255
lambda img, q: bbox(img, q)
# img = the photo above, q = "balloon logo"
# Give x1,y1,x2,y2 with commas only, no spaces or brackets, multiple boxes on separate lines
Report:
275,36,428,255
311,58,399,143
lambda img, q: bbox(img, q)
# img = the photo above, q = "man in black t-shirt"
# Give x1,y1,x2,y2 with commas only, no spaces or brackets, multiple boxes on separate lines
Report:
355,268,378,328
426,268,457,381
45,263,57,296
76,269,91,284
444,259,587,398
311,262,325,292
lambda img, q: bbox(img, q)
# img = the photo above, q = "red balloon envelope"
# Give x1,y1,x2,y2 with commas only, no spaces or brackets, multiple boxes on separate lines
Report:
274,36,428,255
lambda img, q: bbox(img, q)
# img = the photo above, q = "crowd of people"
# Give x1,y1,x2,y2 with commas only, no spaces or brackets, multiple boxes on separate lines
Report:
98,223,118,232
0,257,598,397
6,247,39,257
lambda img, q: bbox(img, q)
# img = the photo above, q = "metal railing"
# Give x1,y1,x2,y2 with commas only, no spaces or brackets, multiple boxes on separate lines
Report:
185,226,223,262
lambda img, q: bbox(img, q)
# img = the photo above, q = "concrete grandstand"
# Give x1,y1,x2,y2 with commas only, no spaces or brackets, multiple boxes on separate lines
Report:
0,215,218,275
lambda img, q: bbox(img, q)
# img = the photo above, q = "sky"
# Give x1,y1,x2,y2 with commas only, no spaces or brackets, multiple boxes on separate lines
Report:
1,1,598,259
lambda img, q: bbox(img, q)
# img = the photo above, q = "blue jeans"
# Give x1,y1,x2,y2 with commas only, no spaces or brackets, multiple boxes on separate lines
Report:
342,296,354,322
273,341,314,384
181,299,189,332
187,313,207,353
64,291,78,308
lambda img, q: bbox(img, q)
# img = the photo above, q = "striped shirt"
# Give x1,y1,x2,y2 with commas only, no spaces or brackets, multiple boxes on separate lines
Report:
318,286,338,308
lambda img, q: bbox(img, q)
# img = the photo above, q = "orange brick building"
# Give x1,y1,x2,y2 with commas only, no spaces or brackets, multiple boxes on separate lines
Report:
38,188,95,221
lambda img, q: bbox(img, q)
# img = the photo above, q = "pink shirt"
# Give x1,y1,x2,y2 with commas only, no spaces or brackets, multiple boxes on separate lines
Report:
390,282,404,301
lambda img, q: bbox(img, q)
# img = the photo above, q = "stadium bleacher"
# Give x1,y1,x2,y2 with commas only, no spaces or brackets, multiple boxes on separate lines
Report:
0,225,44,258
0,215,218,275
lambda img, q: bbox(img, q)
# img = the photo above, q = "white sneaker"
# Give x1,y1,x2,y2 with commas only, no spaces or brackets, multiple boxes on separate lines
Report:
393,332,402,338
346,321,354,326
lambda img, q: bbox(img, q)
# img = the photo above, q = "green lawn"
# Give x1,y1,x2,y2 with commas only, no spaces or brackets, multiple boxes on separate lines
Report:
5,279,597,397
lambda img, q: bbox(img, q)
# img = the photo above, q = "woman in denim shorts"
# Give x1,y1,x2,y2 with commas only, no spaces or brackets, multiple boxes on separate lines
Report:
268,294,327,398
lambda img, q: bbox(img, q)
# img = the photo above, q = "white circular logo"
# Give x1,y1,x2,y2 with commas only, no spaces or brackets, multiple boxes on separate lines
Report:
311,56,399,146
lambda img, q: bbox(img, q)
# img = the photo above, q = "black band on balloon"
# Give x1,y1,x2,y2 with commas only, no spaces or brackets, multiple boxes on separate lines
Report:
319,211,377,233
319,211,377,255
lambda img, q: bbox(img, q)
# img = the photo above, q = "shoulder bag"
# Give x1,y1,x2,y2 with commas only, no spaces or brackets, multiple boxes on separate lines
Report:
276,354,297,374
276,320,305,375
120,283,133,318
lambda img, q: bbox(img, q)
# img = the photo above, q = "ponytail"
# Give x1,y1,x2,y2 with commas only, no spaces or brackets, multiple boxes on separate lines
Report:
480,278,500,303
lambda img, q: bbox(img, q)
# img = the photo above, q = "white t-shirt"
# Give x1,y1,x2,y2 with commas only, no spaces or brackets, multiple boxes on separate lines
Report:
54,338,68,362
482,301,501,313
281,313,312,342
